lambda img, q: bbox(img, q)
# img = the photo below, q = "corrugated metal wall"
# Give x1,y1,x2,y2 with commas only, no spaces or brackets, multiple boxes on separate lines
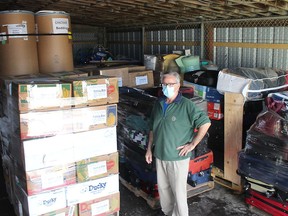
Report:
213,26,288,70
75,18,288,71
72,24,106,65
106,30,142,61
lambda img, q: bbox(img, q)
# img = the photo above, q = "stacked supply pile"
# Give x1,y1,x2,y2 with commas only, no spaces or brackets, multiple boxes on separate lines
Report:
117,88,158,198
0,75,120,216
237,91,288,215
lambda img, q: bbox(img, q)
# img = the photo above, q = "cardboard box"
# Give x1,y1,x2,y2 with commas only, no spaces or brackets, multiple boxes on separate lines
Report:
12,81,72,113
78,192,120,216
128,70,154,89
208,110,224,120
98,67,129,87
47,71,89,79
40,206,78,216
19,104,117,140
207,102,224,120
66,174,119,205
16,185,67,216
77,152,119,182
22,127,117,171
126,65,146,72
15,163,76,196
183,81,207,99
67,76,119,107
206,87,224,103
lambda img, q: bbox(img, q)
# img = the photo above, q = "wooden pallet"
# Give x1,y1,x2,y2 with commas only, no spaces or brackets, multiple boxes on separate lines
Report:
119,176,160,209
120,177,215,209
211,166,243,193
187,181,214,198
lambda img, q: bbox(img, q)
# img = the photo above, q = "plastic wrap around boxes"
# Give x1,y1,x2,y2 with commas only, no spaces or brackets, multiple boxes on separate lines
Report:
217,67,288,101
0,75,120,216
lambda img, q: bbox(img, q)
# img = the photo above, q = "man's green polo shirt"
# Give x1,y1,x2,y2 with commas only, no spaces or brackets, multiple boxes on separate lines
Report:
150,93,210,161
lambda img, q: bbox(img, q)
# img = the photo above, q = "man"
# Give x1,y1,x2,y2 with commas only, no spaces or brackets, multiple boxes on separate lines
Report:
145,71,211,216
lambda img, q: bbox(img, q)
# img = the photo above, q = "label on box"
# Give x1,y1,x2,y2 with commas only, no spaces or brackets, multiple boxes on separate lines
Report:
135,75,148,85
213,103,220,110
91,110,107,125
87,84,107,100
88,161,107,177
7,23,27,39
29,85,59,109
52,18,69,34
41,171,64,189
91,199,109,215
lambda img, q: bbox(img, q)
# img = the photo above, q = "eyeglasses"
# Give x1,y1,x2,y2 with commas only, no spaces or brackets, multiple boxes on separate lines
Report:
161,83,177,87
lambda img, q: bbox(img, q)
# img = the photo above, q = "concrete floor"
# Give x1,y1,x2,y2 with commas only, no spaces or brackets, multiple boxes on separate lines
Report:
0,170,260,216
119,181,259,216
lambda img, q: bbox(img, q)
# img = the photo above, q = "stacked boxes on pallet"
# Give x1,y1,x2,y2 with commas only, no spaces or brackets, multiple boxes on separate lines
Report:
0,74,120,216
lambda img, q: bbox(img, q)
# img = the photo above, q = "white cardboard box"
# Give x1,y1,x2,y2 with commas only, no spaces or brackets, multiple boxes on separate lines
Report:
66,174,119,205
16,186,66,216
23,127,117,171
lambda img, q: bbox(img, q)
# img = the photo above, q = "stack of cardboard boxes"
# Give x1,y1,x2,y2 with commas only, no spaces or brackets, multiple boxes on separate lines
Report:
0,74,120,215
183,81,224,120
77,65,155,89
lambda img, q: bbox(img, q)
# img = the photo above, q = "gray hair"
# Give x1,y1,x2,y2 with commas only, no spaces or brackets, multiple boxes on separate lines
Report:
161,71,181,84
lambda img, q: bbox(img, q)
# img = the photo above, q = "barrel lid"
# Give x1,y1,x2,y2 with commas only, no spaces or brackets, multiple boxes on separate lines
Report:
35,10,69,16
0,10,34,15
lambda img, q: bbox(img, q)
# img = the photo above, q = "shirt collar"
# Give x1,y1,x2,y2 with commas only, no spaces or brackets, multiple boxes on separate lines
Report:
159,92,182,104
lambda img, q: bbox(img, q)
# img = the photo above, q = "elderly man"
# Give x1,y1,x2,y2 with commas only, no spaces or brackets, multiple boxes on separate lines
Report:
145,71,211,216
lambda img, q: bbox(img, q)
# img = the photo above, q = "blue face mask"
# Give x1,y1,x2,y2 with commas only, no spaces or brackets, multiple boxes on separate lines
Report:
162,85,175,98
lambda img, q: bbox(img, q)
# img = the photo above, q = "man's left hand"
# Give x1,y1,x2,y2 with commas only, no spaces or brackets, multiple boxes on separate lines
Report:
177,143,196,156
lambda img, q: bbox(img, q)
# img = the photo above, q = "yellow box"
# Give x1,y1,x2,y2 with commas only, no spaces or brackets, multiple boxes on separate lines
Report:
78,192,120,216
76,152,119,182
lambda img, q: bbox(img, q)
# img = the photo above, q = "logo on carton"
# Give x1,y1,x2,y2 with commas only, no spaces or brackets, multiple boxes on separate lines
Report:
89,182,107,192
42,198,57,207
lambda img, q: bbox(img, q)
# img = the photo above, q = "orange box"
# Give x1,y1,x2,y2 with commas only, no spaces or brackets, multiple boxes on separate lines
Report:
207,102,224,120
78,192,120,216
207,102,223,111
76,152,118,182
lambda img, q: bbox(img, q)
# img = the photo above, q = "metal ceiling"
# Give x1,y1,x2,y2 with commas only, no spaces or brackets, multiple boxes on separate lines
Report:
1,0,288,28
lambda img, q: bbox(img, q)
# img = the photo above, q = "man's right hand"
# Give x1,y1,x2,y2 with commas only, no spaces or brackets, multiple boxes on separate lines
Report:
145,149,153,164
